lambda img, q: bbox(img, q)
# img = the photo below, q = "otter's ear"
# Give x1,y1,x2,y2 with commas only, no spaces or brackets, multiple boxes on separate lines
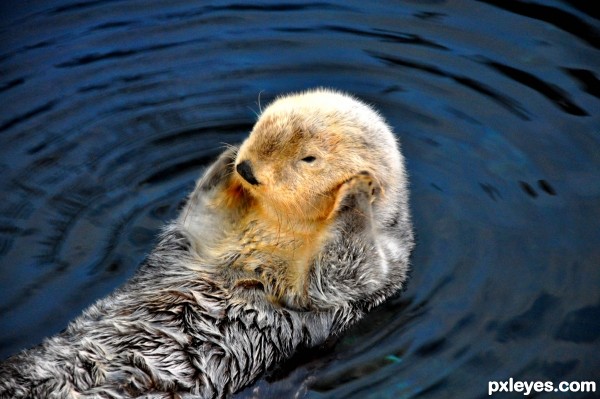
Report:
196,146,239,192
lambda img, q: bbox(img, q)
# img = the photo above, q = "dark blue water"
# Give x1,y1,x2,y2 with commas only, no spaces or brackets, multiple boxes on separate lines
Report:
1,1,599,398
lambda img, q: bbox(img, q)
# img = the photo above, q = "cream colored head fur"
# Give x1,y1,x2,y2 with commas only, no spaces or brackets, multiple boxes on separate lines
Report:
235,88,407,229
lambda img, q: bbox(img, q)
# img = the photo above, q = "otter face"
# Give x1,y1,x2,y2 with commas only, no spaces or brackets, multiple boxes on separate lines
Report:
233,89,404,228
235,110,370,223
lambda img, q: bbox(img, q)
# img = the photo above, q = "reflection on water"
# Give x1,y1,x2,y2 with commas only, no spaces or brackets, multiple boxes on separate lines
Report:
1,1,598,398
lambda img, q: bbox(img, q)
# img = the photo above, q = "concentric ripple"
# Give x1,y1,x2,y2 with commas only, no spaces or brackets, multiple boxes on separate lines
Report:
1,1,599,398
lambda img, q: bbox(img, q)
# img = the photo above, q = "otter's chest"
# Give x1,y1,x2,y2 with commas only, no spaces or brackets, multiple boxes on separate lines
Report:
223,217,328,304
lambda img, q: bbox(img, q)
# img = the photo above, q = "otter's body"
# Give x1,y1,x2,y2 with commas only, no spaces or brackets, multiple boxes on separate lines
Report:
0,89,414,398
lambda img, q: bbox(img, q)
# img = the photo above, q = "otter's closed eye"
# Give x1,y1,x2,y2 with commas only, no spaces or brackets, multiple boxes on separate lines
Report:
301,156,317,163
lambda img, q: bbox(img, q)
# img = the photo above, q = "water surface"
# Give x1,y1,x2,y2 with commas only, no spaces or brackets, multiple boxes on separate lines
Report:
1,1,599,398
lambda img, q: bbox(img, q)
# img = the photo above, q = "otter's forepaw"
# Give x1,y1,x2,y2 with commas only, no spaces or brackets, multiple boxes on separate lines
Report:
198,146,238,192
333,171,380,215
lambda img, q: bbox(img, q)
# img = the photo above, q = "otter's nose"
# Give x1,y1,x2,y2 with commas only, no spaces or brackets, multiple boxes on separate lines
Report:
236,160,260,186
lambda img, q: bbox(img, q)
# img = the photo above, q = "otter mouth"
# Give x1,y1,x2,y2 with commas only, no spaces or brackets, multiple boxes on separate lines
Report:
235,160,260,186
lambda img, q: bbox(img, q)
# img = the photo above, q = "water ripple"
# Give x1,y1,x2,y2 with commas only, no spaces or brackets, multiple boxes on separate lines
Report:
483,59,588,116
1,1,599,398
55,39,200,68
0,99,60,132
369,51,532,120
563,68,600,99
477,0,600,49
0,77,26,94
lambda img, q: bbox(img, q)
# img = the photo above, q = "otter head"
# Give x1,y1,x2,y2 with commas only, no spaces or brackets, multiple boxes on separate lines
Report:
234,89,406,229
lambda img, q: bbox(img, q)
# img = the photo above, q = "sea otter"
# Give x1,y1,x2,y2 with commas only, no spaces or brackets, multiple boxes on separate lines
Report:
0,88,414,398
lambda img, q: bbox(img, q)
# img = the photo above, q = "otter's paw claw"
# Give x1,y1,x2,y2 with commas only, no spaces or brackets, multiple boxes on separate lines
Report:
344,171,380,200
